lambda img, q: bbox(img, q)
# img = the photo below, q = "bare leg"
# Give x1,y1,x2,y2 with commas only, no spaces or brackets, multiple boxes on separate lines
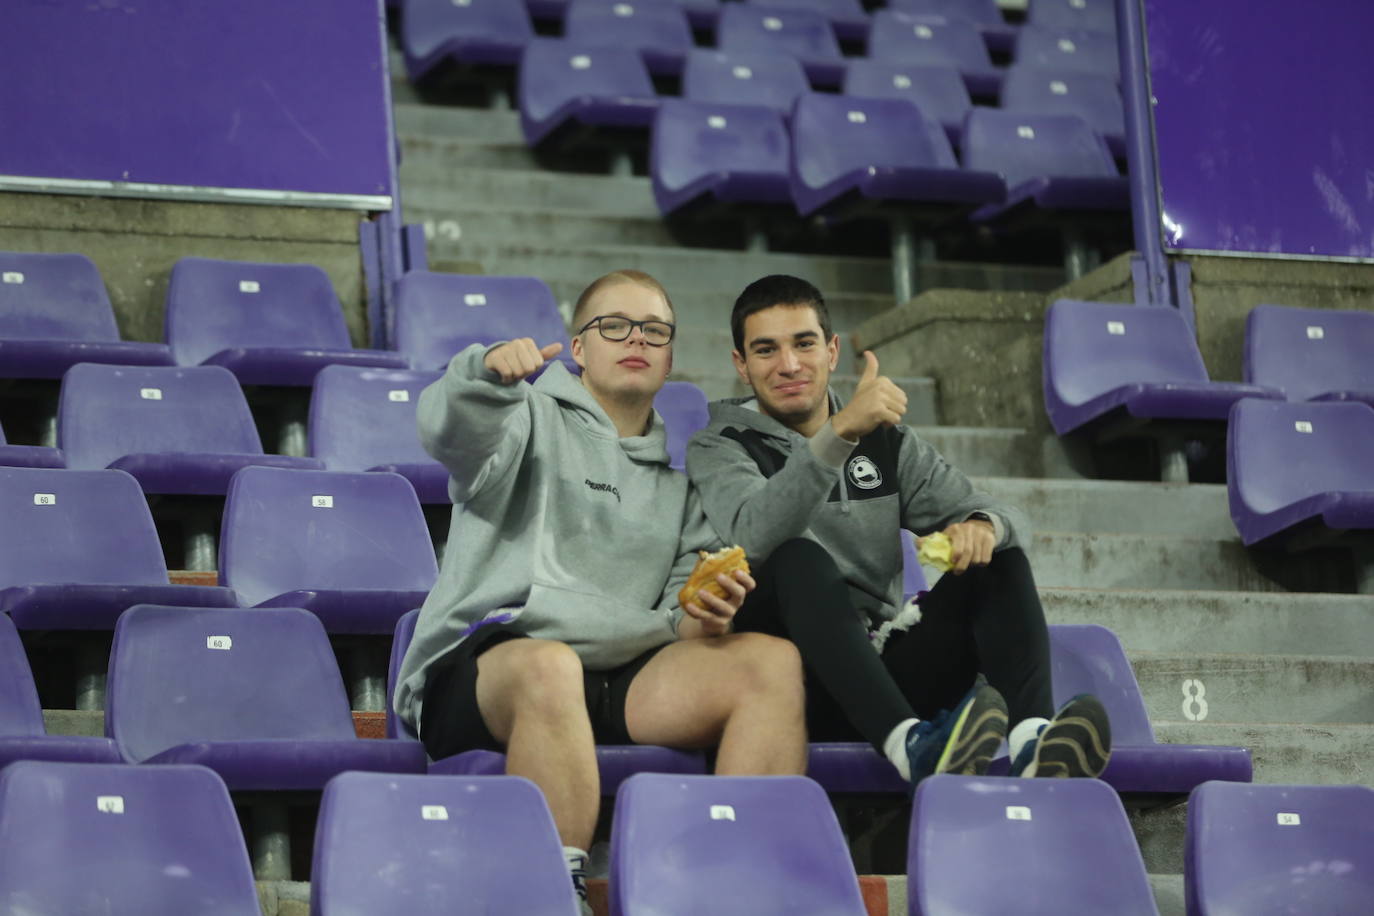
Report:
623,633,807,775
475,639,599,850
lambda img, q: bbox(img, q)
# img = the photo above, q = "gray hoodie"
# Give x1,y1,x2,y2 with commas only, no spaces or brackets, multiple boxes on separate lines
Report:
685,393,1029,628
394,344,721,731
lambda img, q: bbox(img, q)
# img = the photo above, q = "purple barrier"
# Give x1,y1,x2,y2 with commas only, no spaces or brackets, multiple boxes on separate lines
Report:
1137,0,1374,261
0,0,394,210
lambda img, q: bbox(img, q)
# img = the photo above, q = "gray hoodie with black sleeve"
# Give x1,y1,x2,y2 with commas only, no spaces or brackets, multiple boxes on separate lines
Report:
393,344,723,732
685,393,1029,629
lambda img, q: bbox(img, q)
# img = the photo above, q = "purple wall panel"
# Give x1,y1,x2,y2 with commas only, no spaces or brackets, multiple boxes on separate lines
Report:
0,0,393,207
1144,0,1374,260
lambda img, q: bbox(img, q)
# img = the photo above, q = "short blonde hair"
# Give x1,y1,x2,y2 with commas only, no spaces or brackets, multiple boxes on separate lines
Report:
572,269,676,331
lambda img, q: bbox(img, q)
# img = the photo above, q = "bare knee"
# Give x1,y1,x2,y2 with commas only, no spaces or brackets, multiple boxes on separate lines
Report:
722,633,804,698
491,639,585,716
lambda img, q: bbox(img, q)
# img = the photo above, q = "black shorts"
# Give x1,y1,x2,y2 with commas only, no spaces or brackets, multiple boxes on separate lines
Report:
418,623,665,761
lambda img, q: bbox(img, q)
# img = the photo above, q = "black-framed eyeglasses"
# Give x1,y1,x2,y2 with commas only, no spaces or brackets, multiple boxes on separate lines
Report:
577,315,676,347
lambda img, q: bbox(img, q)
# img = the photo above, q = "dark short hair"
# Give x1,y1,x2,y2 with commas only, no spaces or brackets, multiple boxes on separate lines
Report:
572,269,675,331
730,275,832,352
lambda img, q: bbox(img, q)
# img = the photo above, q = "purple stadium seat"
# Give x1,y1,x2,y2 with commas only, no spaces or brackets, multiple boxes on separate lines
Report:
0,467,238,630
611,773,868,916
165,257,407,386
1186,782,1374,915
565,0,694,77
1028,0,1116,35
0,251,173,379
531,0,721,31
717,4,846,87
842,60,972,148
0,418,63,468
654,380,709,470
788,93,1005,219
650,100,792,217
682,48,810,118
392,271,576,375
1043,300,1282,437
910,775,1157,915
386,609,709,789
308,366,449,504
0,613,120,767
745,0,868,43
518,39,660,148
1016,24,1119,78
105,605,426,790
59,363,322,494
1000,65,1125,158
1244,304,1374,406
312,772,576,916
400,0,534,84
807,624,1252,796
900,529,930,600
220,466,437,634
1227,399,1374,547
867,11,1003,98
0,761,260,915
888,0,1017,51
963,109,1128,219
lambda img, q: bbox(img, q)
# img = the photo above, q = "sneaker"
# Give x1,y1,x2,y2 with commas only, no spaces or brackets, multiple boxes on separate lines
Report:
1011,694,1112,778
905,683,1009,786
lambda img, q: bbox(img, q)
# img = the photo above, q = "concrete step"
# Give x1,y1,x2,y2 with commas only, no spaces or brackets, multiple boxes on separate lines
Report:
1149,875,1185,916
976,477,1235,540
405,201,680,249
403,168,661,219
400,134,540,171
913,426,1088,479
428,242,896,296
394,103,525,145
1041,587,1374,658
1130,652,1374,725
1027,530,1326,592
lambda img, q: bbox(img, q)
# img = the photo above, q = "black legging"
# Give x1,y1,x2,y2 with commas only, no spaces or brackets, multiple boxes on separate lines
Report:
732,537,1054,749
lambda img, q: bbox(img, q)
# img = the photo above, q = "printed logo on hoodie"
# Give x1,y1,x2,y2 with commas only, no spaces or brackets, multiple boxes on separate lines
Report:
585,479,621,503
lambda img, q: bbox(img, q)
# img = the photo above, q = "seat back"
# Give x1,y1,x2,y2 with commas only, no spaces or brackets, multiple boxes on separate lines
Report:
1186,782,1374,915
717,4,842,64
1228,398,1374,517
309,365,444,472
1000,65,1124,142
791,92,958,190
401,0,534,76
219,466,438,607
682,48,810,115
653,380,710,471
0,251,119,342
519,39,656,125
611,773,867,915
1043,300,1210,414
910,774,1156,915
0,613,45,738
963,109,1117,188
1047,623,1155,744
745,0,865,25
0,466,169,588
1244,304,1374,402
312,772,573,916
888,0,1004,27
0,760,260,915
1027,0,1116,34
107,605,357,763
386,608,422,740
59,363,263,471
651,100,791,212
868,11,994,72
842,60,971,136
165,256,351,367
565,0,692,57
898,530,930,600
1016,24,1119,76
393,271,574,372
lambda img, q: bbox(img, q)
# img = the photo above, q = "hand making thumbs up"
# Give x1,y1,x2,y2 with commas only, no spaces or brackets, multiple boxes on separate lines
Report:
483,338,565,384
830,350,908,441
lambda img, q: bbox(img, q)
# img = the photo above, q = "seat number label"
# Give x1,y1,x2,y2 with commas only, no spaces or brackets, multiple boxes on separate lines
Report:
1006,806,1032,821
140,388,163,400
1277,812,1301,826
1306,326,1324,339
312,495,334,508
1107,321,1126,335
239,280,260,294
388,389,411,402
97,796,125,814
2,272,22,284
1295,421,1313,434
710,805,736,821
207,636,232,651
34,493,55,506
422,805,449,820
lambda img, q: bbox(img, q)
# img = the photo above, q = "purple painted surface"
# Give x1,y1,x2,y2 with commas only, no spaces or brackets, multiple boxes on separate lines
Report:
0,0,392,202
1144,0,1374,259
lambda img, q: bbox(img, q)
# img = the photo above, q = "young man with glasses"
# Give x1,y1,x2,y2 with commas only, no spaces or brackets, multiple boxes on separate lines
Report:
685,274,1112,789
394,270,806,915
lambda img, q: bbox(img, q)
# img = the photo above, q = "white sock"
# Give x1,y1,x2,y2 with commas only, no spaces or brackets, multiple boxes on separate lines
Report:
564,845,589,873
882,717,921,781
1009,717,1050,762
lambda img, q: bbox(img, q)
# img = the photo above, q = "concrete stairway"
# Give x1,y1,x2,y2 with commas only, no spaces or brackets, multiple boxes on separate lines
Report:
387,92,1374,916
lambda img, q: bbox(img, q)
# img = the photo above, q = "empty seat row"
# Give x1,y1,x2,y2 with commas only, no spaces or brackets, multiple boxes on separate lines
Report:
5,760,1367,916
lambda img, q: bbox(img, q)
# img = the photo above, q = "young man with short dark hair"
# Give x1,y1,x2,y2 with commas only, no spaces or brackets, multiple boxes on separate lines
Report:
686,274,1111,788
396,271,807,914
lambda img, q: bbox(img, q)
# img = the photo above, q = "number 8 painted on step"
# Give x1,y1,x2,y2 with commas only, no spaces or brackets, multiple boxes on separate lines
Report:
1181,678,1208,721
